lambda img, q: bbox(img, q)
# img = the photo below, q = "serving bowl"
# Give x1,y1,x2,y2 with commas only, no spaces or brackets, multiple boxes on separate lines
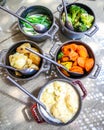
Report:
57,3,98,39
50,40,101,80
31,78,87,125
0,40,50,81
17,5,58,42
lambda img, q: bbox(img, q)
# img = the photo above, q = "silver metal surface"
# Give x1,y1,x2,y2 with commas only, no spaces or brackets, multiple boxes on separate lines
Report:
0,0,104,130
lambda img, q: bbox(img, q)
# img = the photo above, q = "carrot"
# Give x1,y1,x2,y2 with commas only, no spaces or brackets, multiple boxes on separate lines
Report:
73,60,78,66
61,56,70,62
70,66,84,74
85,58,94,72
77,45,89,58
60,68,70,77
77,57,86,68
61,44,78,55
69,50,79,61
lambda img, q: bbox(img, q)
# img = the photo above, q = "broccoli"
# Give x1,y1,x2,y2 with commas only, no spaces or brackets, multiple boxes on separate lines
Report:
68,5,81,23
80,13,94,28
62,4,94,32
74,22,88,32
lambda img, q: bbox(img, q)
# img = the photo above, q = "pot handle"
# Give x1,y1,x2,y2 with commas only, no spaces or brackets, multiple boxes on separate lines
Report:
49,35,61,57
57,3,68,12
31,104,44,123
0,49,7,63
89,63,101,79
45,23,59,40
39,54,52,75
85,24,99,37
49,43,61,58
15,6,27,15
72,80,87,100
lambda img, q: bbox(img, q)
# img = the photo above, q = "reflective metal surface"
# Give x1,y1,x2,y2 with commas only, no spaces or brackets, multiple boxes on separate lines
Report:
0,0,104,130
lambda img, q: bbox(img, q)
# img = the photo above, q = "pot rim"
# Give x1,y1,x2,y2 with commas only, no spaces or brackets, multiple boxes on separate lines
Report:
54,40,96,80
4,40,44,81
18,5,55,38
59,2,96,34
37,78,82,125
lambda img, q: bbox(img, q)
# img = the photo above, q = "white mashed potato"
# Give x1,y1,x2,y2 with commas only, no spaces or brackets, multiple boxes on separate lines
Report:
40,81,79,123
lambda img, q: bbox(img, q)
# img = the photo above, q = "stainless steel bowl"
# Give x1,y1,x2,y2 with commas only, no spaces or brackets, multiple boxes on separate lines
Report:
50,40,101,80
0,40,49,81
57,3,98,39
31,78,87,125
17,5,58,42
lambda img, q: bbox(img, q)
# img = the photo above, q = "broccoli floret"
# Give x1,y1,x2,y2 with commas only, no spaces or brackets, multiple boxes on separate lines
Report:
74,22,87,32
81,13,94,28
79,23,88,32
68,5,81,23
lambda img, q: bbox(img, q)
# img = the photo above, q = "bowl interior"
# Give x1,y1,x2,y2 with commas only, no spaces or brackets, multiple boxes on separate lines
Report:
56,41,95,79
5,40,43,80
60,3,95,32
19,6,53,35
38,79,81,125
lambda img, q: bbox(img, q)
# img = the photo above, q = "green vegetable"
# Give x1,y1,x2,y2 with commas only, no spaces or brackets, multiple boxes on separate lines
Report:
62,5,94,32
58,52,64,59
21,14,52,35
80,13,94,28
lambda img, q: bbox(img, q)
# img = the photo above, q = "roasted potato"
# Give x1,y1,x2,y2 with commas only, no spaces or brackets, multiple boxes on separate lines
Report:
29,47,41,66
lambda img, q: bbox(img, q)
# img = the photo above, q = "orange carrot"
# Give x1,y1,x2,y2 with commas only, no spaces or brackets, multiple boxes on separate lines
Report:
77,57,86,68
77,45,89,58
70,66,84,74
85,58,94,72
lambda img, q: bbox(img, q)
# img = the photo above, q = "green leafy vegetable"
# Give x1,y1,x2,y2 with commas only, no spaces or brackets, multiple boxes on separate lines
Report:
21,14,52,35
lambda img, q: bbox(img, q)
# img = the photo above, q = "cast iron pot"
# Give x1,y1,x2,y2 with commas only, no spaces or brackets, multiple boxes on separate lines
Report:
17,5,59,42
31,78,87,125
50,40,101,80
0,40,50,81
57,3,99,39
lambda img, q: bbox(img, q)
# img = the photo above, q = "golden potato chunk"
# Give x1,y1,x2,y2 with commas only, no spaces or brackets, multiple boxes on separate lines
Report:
29,47,41,66
9,53,27,69
16,43,31,54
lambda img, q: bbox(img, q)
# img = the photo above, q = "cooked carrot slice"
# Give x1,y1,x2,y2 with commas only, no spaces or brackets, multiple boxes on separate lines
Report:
73,60,78,66
61,43,78,55
85,58,94,72
77,45,89,58
63,44,78,51
69,50,79,61
61,56,70,62
70,66,84,74
60,68,70,77
61,46,70,56
77,57,86,68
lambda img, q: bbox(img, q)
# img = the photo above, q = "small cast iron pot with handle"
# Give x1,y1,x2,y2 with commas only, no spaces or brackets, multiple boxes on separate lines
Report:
0,40,51,81
31,78,87,125
17,5,59,42
57,2,99,39
49,40,101,80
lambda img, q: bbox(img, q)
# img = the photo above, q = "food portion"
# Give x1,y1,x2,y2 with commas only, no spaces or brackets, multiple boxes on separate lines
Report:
21,14,52,35
40,81,79,123
9,43,41,76
62,5,94,32
57,43,94,77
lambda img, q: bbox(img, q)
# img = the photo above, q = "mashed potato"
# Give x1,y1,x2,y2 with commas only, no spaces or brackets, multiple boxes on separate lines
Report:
40,81,79,123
